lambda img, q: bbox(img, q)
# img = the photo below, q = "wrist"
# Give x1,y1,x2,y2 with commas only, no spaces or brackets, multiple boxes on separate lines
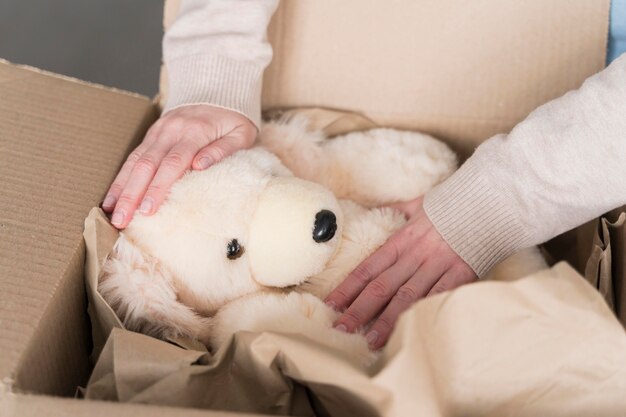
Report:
423,157,532,278
164,55,264,128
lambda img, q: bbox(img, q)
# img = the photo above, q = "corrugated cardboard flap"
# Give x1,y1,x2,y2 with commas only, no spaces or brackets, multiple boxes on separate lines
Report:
262,0,609,158
0,60,157,395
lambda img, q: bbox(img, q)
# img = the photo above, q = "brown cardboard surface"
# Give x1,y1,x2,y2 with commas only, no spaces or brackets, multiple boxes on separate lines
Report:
262,0,609,158
0,393,247,417
161,1,609,158
0,60,157,395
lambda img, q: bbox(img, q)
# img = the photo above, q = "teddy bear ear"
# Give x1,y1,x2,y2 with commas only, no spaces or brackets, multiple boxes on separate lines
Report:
99,234,212,346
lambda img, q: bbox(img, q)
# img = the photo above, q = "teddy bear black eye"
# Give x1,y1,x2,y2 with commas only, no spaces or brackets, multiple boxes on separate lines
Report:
226,239,244,260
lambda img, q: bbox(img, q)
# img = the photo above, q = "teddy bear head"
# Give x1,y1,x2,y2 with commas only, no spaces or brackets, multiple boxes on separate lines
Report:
115,147,344,317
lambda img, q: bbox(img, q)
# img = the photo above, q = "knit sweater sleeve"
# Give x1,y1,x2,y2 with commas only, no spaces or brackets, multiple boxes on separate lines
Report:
424,53,626,278
162,0,280,128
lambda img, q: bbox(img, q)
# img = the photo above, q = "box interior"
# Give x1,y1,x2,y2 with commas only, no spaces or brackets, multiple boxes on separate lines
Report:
0,0,614,409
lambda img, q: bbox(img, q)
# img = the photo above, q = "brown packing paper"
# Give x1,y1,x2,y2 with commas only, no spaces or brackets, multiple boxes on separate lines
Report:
86,330,317,415
84,207,126,362
264,107,378,138
83,208,626,416
584,207,626,326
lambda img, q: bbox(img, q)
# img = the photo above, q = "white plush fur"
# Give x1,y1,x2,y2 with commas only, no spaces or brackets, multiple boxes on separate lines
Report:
99,116,546,365
259,117,458,207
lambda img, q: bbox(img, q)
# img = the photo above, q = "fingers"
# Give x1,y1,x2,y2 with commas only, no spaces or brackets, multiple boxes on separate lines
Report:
427,264,477,297
324,197,478,351
102,105,258,230
192,127,256,170
138,141,206,216
109,141,173,228
331,253,421,333
324,236,402,311
366,262,477,350
137,126,256,216
102,143,149,212
364,262,446,350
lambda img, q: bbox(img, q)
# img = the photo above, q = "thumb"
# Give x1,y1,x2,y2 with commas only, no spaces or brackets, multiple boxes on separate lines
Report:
192,128,256,170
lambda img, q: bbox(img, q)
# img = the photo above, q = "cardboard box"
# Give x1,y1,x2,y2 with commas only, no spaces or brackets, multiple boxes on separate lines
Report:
0,60,247,416
2,0,625,415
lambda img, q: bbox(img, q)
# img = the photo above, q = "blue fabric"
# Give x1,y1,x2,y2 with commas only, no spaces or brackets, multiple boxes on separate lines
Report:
608,0,626,63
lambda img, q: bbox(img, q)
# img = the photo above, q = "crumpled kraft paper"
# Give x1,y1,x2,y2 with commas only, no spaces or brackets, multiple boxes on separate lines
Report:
83,207,626,416
584,206,626,327
263,107,378,138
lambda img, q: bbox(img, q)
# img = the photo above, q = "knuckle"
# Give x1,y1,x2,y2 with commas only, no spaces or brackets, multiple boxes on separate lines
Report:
162,116,185,131
364,280,392,300
144,123,162,141
127,150,143,163
159,127,183,144
145,183,166,196
385,238,403,262
205,146,227,162
116,193,137,207
374,316,394,333
182,124,209,141
107,183,123,195
134,155,158,174
341,309,363,327
232,125,257,145
161,152,188,170
331,288,352,304
394,285,419,304
429,282,448,295
350,264,374,286
397,223,423,243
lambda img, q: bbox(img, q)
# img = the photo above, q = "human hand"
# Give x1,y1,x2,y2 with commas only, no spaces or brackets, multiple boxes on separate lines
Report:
324,196,477,350
102,105,257,229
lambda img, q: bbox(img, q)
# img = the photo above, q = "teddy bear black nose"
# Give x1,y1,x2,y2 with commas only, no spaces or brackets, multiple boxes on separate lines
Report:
313,210,337,243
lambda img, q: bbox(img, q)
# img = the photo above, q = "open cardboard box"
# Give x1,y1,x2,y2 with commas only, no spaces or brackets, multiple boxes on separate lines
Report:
2,1,626,415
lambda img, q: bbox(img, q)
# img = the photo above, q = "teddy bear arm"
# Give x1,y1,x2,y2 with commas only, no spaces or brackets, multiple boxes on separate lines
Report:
318,129,459,206
211,291,376,365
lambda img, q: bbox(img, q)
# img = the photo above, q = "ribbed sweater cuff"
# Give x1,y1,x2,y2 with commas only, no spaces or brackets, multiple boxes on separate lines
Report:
163,55,264,128
423,161,532,278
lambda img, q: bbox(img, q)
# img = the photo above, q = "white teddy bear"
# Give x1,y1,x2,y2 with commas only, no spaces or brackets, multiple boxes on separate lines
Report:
99,117,545,365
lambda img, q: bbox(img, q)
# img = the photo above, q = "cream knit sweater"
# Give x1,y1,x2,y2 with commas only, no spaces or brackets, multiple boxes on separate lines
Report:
164,0,626,277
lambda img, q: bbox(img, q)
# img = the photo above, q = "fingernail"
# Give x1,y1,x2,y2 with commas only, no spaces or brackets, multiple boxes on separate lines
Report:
197,157,212,170
111,210,125,227
102,194,116,210
335,324,347,333
365,330,379,347
325,301,337,311
139,198,153,214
